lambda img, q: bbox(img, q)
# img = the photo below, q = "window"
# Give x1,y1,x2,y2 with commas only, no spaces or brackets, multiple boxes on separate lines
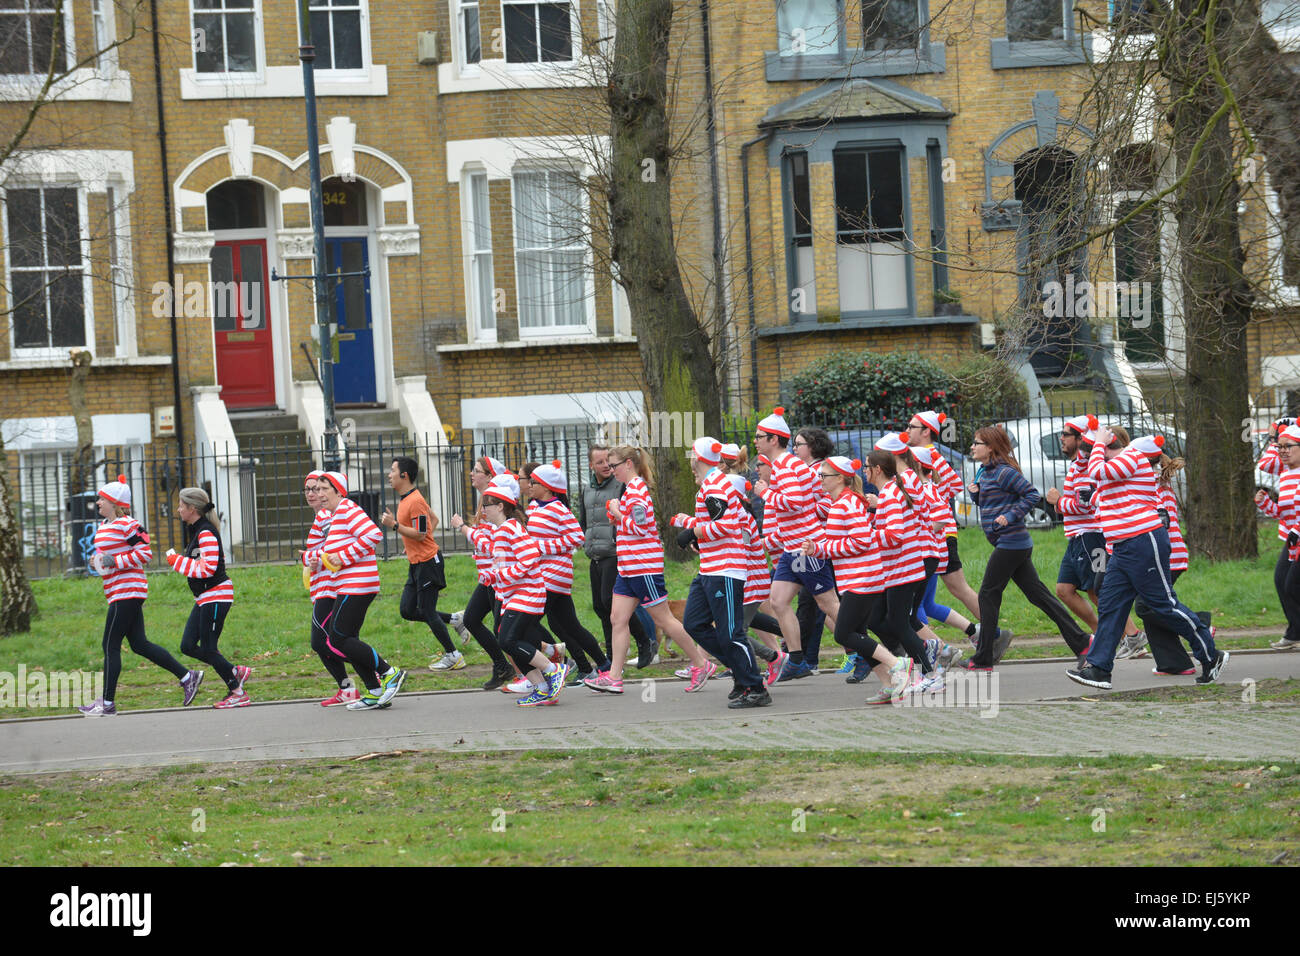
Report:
0,0,67,75
192,0,258,74
321,177,367,226
18,450,70,559
785,151,818,317
1113,200,1164,362
512,169,590,332
206,179,267,230
5,186,87,351
777,0,841,57
832,146,908,313
309,0,363,71
91,0,115,70
862,0,919,51
460,0,481,65
1110,0,1158,30
1006,0,1064,41
467,172,496,340
503,1,574,63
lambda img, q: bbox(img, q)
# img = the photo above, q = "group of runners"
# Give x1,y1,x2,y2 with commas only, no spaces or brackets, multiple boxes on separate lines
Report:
75,407,1300,717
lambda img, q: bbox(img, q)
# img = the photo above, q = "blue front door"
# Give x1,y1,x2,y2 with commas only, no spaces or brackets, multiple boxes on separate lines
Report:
326,237,375,403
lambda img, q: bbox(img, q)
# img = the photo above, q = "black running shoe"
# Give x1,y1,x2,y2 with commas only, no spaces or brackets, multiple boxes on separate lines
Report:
1065,664,1112,690
728,687,773,709
727,684,745,700
1195,650,1229,684
482,665,514,691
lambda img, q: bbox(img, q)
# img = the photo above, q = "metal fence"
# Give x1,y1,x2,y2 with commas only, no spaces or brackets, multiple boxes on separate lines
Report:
10,399,1280,580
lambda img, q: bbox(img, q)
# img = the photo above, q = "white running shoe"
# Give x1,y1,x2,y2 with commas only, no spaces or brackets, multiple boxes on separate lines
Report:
504,677,535,694
430,650,466,671
449,612,471,645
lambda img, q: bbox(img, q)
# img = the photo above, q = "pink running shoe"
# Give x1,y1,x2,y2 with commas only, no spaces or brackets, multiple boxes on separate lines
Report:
766,651,789,688
233,665,252,688
685,660,717,692
215,690,250,709
585,672,624,694
320,686,360,707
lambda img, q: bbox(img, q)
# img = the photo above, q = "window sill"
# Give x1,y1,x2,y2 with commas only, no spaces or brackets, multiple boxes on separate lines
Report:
0,69,132,102
764,45,945,82
437,334,637,353
759,314,979,337
0,354,172,371
179,64,388,99
436,57,604,94
989,36,1092,69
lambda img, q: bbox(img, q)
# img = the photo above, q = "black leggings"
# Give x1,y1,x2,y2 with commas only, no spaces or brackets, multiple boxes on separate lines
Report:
328,593,389,691
591,555,649,656
975,546,1089,666
400,559,455,654
497,609,547,671
866,581,931,673
311,598,350,686
911,557,940,630
463,582,508,666
544,590,609,672
1274,545,1300,644
180,601,237,690
101,598,188,701
833,591,884,661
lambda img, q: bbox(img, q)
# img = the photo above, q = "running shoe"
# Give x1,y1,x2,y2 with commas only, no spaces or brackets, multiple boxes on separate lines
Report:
1080,633,1095,657
78,698,117,717
835,653,857,675
955,659,993,672
585,672,624,694
924,638,940,671
775,658,814,682
504,677,535,694
482,664,514,691
430,650,466,671
863,687,895,705
214,690,250,709
727,687,772,709
547,643,567,666
674,666,693,680
346,688,383,710
1195,650,1229,684
766,651,789,687
233,665,252,689
1269,636,1300,651
517,690,550,707
1153,666,1196,676
1114,631,1148,661
888,657,915,696
320,686,360,707
916,672,945,695
1065,664,1112,690
717,668,733,679
686,660,718,692
180,669,204,706
991,628,1015,664
846,654,875,684
636,644,660,669
727,684,746,700
541,662,570,702
937,643,962,670
449,611,471,646
377,669,407,706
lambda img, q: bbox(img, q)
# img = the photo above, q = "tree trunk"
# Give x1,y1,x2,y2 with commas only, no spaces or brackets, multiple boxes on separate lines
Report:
608,0,722,550
1166,1,1258,560
68,349,94,495
0,432,37,635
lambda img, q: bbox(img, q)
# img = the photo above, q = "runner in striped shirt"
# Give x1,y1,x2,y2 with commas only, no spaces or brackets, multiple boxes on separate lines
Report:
585,445,713,693
78,476,197,717
477,475,570,707
752,408,839,682
801,456,915,703
1256,422,1300,650
671,437,762,707
1135,457,1206,675
525,461,611,680
300,472,359,706
167,487,251,708
910,445,971,668
305,472,407,711
792,427,836,671
1044,415,1108,643
1067,430,1225,689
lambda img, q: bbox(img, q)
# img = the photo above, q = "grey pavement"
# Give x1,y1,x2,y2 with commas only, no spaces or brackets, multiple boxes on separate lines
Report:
3,652,1299,774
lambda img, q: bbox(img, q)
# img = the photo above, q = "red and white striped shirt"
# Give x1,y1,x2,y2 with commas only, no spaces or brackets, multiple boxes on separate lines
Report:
1259,443,1285,476
809,459,833,523
922,481,950,573
303,510,336,601
171,529,234,605
926,448,965,536
94,516,150,603
807,489,883,594
1258,468,1300,549
527,498,583,594
739,506,771,604
873,478,927,589
1086,442,1163,546
670,468,747,580
1158,486,1188,571
615,476,664,577
761,452,821,550
464,521,494,572
488,518,547,614
307,498,382,595
1057,451,1101,537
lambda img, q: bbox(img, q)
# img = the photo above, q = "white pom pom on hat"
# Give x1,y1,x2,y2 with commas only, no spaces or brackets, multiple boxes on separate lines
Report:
98,474,131,508
691,436,724,464
756,406,791,439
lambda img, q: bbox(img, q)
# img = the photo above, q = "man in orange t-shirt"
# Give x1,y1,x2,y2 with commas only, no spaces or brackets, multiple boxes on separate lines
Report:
382,457,462,670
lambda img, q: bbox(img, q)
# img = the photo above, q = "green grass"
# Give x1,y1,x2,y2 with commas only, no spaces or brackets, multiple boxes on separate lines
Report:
1087,678,1300,704
1,526,1288,717
2,751,1296,865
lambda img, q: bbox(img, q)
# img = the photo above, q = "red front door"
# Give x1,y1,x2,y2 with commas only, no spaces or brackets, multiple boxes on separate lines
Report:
212,239,275,408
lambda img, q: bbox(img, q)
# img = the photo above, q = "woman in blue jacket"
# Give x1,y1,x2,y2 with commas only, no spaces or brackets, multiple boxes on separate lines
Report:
962,426,1091,669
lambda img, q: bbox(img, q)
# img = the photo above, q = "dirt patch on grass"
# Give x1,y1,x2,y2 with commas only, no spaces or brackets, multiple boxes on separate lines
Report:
752,762,1060,805
1071,678,1300,704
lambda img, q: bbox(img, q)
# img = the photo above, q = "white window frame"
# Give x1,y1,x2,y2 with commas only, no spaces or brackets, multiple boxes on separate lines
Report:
442,0,601,92
501,0,579,67
595,0,615,58
457,0,482,73
0,0,73,76
0,0,131,101
461,167,497,343
510,165,595,338
297,0,372,77
2,182,95,360
188,0,266,81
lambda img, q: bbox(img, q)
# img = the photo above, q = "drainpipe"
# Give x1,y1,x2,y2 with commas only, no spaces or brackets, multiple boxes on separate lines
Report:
741,131,772,410
150,0,186,482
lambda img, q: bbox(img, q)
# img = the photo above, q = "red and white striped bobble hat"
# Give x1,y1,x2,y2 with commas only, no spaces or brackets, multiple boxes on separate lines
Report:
909,445,940,469
1129,435,1166,457
483,474,520,504
531,460,567,494
910,410,946,434
1281,424,1300,444
98,474,131,509
756,453,772,467
720,442,740,462
727,473,752,497
481,455,509,478
305,469,325,486
756,406,791,439
691,436,724,464
320,472,349,495
1063,414,1097,442
874,432,911,455
825,456,861,477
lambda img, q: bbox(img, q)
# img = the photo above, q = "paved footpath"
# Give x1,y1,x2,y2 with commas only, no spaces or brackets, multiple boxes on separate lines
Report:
3,651,1299,774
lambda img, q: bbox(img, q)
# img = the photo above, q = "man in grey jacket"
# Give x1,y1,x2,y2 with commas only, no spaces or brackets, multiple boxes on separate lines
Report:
583,444,656,667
